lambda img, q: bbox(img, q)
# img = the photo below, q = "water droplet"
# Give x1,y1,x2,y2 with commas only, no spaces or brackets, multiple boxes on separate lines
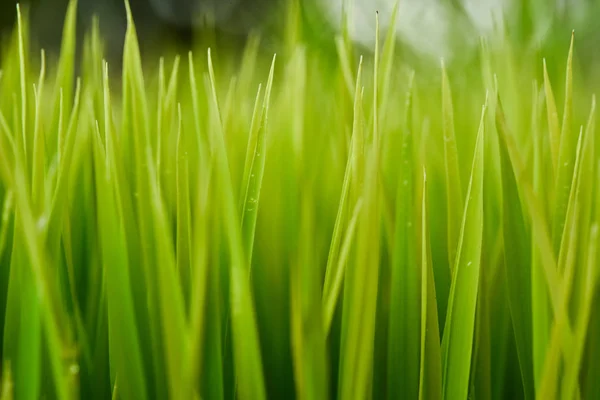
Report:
69,364,80,375
37,215,48,231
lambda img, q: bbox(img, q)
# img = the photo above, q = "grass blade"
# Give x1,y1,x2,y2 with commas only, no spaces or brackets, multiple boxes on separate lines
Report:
322,57,363,332
51,0,77,156
499,93,535,398
240,55,276,267
552,33,575,257
543,59,560,174
206,47,267,400
290,194,329,400
418,169,442,400
441,103,486,400
388,79,419,399
176,104,192,310
91,124,148,400
562,225,598,399
441,61,464,271
31,51,45,213
531,84,551,389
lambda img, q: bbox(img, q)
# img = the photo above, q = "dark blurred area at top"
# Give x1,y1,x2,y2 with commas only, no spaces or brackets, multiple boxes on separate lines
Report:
0,0,296,64
2,0,600,79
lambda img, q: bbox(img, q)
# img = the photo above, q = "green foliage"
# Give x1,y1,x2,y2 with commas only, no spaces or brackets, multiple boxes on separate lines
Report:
0,2,599,399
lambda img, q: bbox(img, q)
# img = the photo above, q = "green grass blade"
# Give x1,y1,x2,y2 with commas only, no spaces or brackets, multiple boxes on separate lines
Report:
14,230,41,400
338,155,381,400
338,47,381,399
322,198,362,335
155,58,165,184
552,33,575,257
238,83,263,211
388,79,419,399
7,165,71,399
124,3,190,397
499,93,535,399
45,79,81,247
240,55,276,267
418,169,442,400
290,195,329,400
441,61,464,271
16,5,28,175
322,57,363,328
51,0,77,155
31,51,45,214
91,125,148,400
0,193,13,261
206,48,267,400
562,225,598,399
496,98,580,395
543,59,560,174
441,103,485,400
378,0,400,126
373,11,380,146
531,84,551,389
176,104,192,310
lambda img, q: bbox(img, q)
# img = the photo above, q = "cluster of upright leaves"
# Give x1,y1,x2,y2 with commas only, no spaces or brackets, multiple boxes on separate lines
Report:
0,1,599,399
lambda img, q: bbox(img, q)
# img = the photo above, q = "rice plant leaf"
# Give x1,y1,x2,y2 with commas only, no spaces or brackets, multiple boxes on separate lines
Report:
290,194,329,400
156,58,166,180
388,78,419,399
0,110,16,184
206,48,267,400
538,138,583,398
379,0,400,124
15,5,29,173
322,57,363,331
495,98,560,318
335,37,354,97
373,11,380,146
531,84,551,389
0,193,13,261
31,51,45,214
338,21,381,394
552,33,575,257
338,154,381,400
496,98,579,394
91,124,148,400
189,174,223,400
51,0,77,154
418,169,442,400
322,198,362,335
240,55,276,266
176,104,192,310
498,93,535,399
544,97,595,398
441,103,485,400
46,79,81,246
124,4,189,397
543,59,560,173
14,228,41,400
4,149,71,400
562,225,598,399
441,61,464,271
